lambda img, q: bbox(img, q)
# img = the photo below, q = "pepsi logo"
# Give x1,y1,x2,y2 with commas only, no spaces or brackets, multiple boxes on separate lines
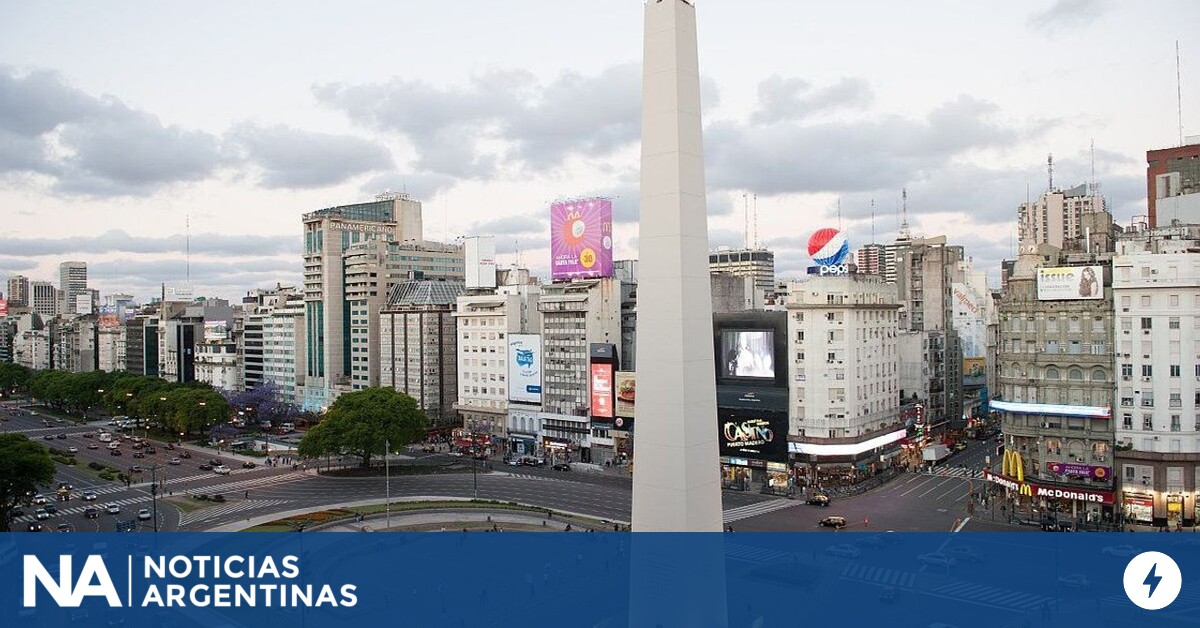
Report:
807,228,849,267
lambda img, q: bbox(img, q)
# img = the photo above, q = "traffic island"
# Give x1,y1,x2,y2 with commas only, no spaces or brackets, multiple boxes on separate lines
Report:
230,499,620,533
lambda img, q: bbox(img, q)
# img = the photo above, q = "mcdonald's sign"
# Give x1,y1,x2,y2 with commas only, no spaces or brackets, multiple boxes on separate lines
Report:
1019,483,1032,497
1001,450,1025,482
982,470,1113,504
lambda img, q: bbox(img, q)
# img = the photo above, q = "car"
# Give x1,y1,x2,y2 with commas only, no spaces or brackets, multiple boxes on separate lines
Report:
917,553,956,568
84,507,99,519
242,461,257,469
43,504,57,514
56,522,71,532
35,509,49,520
165,443,175,450
209,458,223,466
1058,574,1091,588
110,449,122,456
856,535,886,548
137,509,152,521
178,451,192,459
57,482,73,490
552,463,571,471
168,458,181,465
132,452,145,459
67,446,78,453
806,494,831,507
82,492,97,501
32,494,47,505
198,463,213,471
56,433,67,439
107,442,119,449
145,447,156,454
87,443,99,449
82,432,94,439
819,516,847,528
505,459,521,467
107,419,117,426
105,504,120,515
54,418,63,423
43,434,55,440
27,522,43,532
946,545,983,563
1102,545,1139,558
212,465,231,475
952,443,968,452
129,465,143,473
825,544,862,558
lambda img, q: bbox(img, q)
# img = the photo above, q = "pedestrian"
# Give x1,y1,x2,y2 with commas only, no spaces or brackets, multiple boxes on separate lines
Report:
565,523,572,532
244,490,249,499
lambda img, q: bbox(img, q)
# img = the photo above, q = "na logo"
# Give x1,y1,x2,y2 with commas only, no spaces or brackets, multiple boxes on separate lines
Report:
23,555,122,607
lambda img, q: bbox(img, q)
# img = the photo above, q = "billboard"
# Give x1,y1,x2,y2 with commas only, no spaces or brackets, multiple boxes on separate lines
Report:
614,371,635,426
719,330,775,379
98,305,121,329
0,298,6,317
718,411,788,462
590,363,613,419
464,236,497,289
550,198,613,280
807,227,850,275
1036,266,1102,300
507,334,542,404
75,294,93,315
204,320,229,341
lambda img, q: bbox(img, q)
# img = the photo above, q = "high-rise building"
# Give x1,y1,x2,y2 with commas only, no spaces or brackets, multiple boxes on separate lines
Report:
7,275,29,308
379,280,465,423
708,247,775,298
1146,137,1200,228
1017,184,1109,251
454,269,541,440
96,326,125,372
1113,223,1200,528
158,299,234,384
241,285,306,405
58,261,87,315
994,246,1116,524
301,196,409,410
31,281,58,319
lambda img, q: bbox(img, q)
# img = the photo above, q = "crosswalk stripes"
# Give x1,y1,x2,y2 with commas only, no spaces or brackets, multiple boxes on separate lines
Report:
840,562,918,589
178,499,291,528
924,467,982,479
89,469,307,496
928,581,1054,612
502,473,559,481
722,499,800,524
13,496,151,523
723,543,793,564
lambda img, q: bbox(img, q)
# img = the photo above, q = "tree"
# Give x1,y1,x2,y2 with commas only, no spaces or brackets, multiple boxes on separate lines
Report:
0,363,31,395
0,434,56,531
298,388,428,467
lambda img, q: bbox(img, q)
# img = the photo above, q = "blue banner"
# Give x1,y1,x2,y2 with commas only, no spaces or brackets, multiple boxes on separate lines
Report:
2,532,1197,627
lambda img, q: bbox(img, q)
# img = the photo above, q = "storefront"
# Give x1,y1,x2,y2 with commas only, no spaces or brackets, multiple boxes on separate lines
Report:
1167,493,1186,527
983,470,1115,521
716,385,791,494
509,435,537,457
1123,492,1154,525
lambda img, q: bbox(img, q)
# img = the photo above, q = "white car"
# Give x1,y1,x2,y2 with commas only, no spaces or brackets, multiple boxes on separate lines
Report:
917,553,956,568
32,494,47,505
825,544,862,558
137,509,152,521
35,508,50,520
82,492,97,501
1102,545,1139,558
1058,574,1091,588
67,446,79,453
105,503,120,515
212,465,231,475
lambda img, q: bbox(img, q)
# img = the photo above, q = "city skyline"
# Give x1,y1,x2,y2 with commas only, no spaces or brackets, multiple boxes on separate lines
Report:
1,0,1197,302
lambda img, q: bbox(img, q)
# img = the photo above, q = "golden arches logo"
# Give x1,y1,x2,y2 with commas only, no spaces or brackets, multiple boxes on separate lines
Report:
1001,450,1025,482
1018,483,1032,497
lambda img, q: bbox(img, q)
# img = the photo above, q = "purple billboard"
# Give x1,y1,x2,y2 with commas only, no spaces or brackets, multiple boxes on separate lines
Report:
550,198,613,280
1047,461,1111,481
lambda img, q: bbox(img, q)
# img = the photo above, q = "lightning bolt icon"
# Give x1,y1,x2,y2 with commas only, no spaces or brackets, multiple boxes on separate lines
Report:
1144,563,1163,598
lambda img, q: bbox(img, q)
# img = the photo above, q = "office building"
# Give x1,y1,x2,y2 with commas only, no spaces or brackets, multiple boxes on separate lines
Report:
379,280,465,423
58,261,87,315
96,326,125,373
158,299,234,384
1112,224,1200,527
240,285,306,405
7,275,29,308
1147,138,1200,228
709,247,775,297
1017,184,1109,252
31,281,58,319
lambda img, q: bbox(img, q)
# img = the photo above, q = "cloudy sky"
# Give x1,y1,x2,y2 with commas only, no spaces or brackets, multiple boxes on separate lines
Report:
1,0,1196,302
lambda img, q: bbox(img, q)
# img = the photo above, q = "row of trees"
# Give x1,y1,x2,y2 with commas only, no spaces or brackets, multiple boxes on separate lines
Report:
4,364,230,438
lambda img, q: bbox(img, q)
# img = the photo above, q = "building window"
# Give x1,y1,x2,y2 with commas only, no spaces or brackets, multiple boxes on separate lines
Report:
1143,392,1155,407
1068,368,1083,381
1143,365,1153,377
1045,367,1060,380
1121,363,1133,378
1091,368,1106,381
1170,317,1181,330
1144,416,1154,430
1172,365,1181,377
1171,294,1180,307
1123,414,1133,430
1172,415,1182,432
1142,317,1153,330
1172,393,1182,408
1142,295,1152,307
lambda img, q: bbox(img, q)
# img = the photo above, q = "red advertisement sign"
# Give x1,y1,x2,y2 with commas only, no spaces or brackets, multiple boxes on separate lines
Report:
590,364,613,419
0,298,7,317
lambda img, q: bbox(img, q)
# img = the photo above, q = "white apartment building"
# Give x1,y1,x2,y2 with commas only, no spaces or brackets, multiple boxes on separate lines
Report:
785,274,903,468
1018,184,1107,251
97,326,125,373
195,341,240,390
1113,243,1200,528
537,278,621,463
454,269,541,439
241,285,306,405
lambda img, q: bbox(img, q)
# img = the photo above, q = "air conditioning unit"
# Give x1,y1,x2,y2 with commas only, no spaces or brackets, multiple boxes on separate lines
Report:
1143,377,1152,382
1122,376,1131,381
1042,422,1052,429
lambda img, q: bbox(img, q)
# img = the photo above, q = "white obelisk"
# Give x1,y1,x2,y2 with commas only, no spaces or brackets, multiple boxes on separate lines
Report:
631,0,722,533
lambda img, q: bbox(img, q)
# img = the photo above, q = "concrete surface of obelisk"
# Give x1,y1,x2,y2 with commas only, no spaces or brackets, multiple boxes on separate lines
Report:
631,0,722,533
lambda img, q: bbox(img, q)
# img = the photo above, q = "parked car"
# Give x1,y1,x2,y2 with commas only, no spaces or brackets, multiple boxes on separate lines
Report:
43,434,55,440
178,450,192,458
806,494,831,507
144,447,156,454
110,449,122,456
56,522,71,532
67,446,78,453
917,553,956,568
56,433,67,439
87,443,99,450
129,465,143,473
209,458,223,466
952,443,968,452
43,504,57,514
132,452,145,459
137,509,152,521
825,544,861,558
165,443,176,450
819,516,847,528
33,494,47,505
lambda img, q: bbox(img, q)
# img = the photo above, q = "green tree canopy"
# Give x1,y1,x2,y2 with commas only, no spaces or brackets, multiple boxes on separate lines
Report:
0,433,56,532
0,363,32,394
298,387,428,467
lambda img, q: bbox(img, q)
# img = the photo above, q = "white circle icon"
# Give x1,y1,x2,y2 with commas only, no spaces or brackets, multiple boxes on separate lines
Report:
1123,551,1182,610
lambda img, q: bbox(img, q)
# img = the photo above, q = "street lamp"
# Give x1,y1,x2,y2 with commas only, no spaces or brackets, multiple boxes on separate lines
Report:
147,464,163,533
384,437,391,530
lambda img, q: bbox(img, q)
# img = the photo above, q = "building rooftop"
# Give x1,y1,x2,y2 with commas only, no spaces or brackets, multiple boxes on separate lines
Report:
385,280,465,308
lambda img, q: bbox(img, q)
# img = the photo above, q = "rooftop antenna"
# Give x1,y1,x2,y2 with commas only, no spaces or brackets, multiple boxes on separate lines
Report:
836,197,842,231
752,193,759,249
870,199,876,244
1090,139,1096,195
742,193,749,249
899,187,910,238
1178,40,1185,146
185,214,191,282
1047,153,1054,192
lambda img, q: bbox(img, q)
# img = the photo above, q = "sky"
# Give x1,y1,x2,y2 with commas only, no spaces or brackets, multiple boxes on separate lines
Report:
1,0,1197,303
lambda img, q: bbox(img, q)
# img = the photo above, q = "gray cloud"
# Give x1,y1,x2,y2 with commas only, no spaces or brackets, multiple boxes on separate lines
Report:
468,213,546,236
0,230,297,257
225,123,393,188
0,65,100,137
1028,0,1113,31
359,171,458,200
752,76,873,125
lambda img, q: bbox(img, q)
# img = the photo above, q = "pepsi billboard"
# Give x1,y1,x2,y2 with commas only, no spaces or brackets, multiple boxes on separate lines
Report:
807,228,850,275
